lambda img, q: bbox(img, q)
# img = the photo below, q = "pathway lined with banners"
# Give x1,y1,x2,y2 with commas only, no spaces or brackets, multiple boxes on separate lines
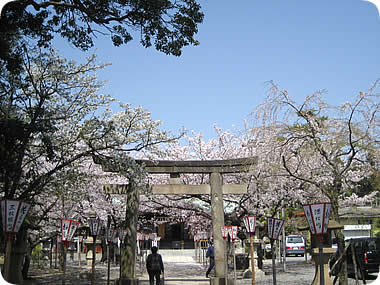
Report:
24,249,379,284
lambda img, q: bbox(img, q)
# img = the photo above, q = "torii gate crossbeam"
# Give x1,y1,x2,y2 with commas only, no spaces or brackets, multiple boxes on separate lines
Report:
94,157,257,285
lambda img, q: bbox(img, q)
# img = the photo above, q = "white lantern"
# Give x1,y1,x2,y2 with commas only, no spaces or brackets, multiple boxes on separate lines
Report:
243,216,256,234
1,200,30,234
303,203,331,241
267,217,285,241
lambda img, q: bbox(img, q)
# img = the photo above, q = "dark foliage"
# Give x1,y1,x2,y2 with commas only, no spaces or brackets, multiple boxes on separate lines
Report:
0,0,204,72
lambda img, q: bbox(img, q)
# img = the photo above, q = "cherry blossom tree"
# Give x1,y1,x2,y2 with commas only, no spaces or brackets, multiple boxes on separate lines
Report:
0,47,179,282
249,80,379,284
135,126,308,238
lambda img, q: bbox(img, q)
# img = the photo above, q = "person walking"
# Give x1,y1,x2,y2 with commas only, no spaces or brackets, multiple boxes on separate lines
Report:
205,240,215,278
146,246,164,285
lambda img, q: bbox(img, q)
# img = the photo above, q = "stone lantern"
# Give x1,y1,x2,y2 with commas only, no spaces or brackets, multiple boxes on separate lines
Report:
84,209,102,265
299,219,344,285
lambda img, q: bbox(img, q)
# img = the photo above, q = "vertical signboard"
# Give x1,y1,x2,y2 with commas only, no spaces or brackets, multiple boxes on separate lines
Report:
13,202,31,232
67,220,79,241
267,217,285,241
221,226,228,240
61,219,71,242
323,203,331,234
231,226,238,242
244,216,256,233
311,204,324,234
303,205,315,234
303,203,331,236
1,200,31,233
61,219,80,243
5,200,19,232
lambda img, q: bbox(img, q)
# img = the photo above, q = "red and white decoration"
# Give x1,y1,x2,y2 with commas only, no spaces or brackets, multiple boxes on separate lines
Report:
227,226,233,240
221,226,229,240
230,226,238,243
267,217,285,241
61,219,80,245
243,216,256,234
1,200,31,234
303,202,332,241
136,232,144,241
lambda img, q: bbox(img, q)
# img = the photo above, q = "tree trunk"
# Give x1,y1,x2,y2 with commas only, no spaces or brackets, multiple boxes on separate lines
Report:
8,226,28,284
120,182,139,280
59,242,65,271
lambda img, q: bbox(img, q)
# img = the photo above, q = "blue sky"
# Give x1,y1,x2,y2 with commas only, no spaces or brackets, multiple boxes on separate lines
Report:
2,0,380,139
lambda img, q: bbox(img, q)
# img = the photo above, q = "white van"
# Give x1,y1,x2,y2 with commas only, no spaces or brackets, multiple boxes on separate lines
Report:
285,235,305,257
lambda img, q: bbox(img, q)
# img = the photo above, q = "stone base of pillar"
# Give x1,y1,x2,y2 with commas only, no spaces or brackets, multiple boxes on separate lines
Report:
311,248,335,285
116,278,139,285
242,267,266,279
210,277,236,285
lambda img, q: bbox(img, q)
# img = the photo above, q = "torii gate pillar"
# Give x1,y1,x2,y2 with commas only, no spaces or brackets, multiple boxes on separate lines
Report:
210,172,226,277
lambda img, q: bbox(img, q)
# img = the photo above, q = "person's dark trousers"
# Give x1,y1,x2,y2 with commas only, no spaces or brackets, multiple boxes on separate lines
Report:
148,270,161,285
206,257,215,277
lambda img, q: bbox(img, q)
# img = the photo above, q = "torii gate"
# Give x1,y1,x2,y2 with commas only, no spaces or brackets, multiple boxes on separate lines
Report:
94,157,257,285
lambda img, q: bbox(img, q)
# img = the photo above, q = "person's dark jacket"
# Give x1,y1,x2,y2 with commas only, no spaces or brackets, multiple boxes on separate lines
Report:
146,253,164,273
206,245,215,258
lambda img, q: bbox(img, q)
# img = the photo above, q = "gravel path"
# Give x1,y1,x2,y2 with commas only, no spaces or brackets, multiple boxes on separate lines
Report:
24,251,379,285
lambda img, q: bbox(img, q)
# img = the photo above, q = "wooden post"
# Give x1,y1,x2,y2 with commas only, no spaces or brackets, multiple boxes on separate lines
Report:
91,237,96,285
271,241,277,285
62,243,67,285
78,238,81,267
107,243,110,285
282,208,286,272
319,242,324,285
250,234,255,285
55,238,58,269
119,241,122,280
233,242,237,283
224,239,228,285
50,239,53,269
